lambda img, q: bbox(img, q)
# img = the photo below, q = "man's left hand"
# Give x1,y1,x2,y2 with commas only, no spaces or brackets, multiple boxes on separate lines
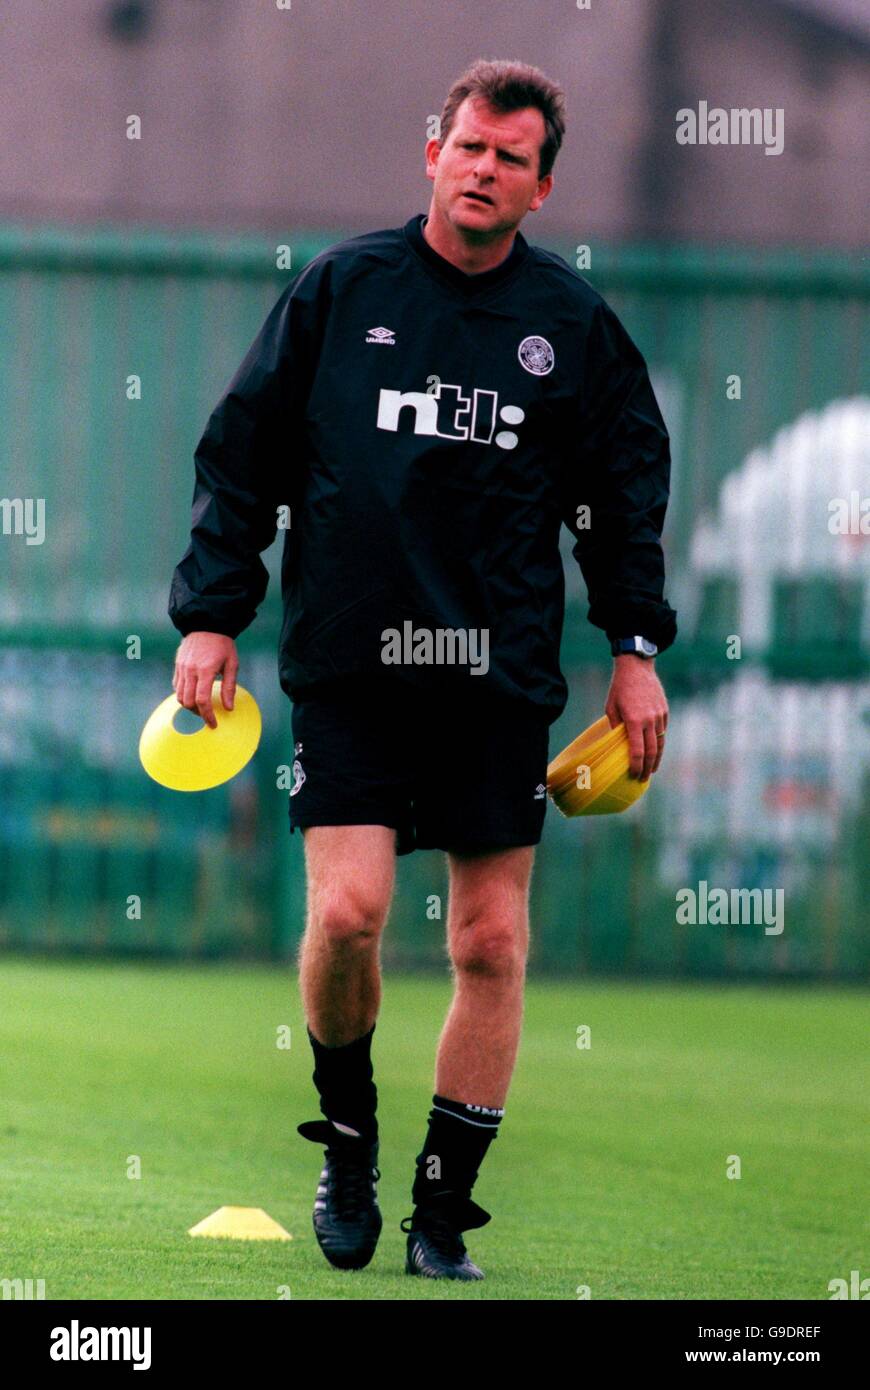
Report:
605,655,669,781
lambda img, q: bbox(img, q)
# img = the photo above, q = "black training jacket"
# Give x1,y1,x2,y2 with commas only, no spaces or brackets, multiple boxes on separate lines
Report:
168,213,677,723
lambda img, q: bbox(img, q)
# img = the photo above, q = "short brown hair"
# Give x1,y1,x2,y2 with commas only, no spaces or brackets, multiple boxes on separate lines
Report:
439,59,566,180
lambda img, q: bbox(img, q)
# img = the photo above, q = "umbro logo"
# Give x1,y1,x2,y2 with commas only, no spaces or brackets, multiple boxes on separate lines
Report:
534,783,547,800
366,326,396,345
290,759,306,796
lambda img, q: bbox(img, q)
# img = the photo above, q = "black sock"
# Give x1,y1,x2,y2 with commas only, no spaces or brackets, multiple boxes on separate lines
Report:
411,1094,504,1208
307,1024,378,1143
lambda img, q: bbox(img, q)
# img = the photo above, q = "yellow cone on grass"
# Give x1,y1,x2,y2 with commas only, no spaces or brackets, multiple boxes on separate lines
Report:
188,1206,292,1241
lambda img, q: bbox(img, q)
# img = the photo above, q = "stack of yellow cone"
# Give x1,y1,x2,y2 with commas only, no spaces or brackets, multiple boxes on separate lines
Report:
546,715,651,817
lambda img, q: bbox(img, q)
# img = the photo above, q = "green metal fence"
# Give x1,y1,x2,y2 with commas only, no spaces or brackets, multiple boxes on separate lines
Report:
1,224,867,976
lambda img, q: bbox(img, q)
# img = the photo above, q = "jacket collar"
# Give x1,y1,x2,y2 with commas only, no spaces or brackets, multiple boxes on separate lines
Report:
403,213,528,295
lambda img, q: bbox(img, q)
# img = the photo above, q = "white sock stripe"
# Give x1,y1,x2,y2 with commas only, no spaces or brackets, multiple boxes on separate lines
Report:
431,1105,502,1129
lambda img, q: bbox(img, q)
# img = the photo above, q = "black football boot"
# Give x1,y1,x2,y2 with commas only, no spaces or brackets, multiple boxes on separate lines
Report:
298,1119,382,1270
401,1194,491,1281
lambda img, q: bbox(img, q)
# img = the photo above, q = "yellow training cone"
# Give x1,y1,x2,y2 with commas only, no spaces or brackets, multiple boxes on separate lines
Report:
547,715,651,817
188,1206,292,1241
139,682,261,792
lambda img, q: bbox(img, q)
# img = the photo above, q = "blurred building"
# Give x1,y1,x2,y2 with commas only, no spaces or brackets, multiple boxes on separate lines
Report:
0,0,867,246
688,396,870,650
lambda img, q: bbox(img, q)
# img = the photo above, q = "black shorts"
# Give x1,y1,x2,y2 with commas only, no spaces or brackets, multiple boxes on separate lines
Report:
287,673,550,857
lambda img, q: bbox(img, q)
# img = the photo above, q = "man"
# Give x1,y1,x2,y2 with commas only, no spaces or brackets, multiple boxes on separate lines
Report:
169,58,676,1282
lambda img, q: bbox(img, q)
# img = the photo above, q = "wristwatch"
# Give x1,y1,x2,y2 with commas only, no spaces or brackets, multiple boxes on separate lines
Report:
610,635,658,658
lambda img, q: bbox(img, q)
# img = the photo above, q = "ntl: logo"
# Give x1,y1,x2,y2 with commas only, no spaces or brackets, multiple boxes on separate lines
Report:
377,384,525,451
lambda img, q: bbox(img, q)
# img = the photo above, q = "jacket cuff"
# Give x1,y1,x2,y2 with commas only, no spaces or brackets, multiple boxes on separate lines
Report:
600,605,678,654
170,611,243,640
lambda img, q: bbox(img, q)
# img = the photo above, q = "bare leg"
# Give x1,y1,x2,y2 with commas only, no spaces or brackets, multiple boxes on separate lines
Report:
435,845,535,1107
297,825,396,1045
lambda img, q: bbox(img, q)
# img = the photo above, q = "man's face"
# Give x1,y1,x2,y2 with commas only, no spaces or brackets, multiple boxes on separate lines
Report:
425,96,553,239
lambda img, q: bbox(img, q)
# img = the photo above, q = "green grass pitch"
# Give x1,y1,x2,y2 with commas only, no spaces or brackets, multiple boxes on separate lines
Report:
0,957,865,1300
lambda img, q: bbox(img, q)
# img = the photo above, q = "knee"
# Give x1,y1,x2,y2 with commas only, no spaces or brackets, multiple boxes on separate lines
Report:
314,893,386,951
450,915,526,979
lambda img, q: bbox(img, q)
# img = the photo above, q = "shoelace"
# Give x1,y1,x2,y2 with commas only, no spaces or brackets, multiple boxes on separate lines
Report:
327,1148,380,1221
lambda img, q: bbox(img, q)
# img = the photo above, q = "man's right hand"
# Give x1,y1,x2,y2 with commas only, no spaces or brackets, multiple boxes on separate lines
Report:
172,632,239,730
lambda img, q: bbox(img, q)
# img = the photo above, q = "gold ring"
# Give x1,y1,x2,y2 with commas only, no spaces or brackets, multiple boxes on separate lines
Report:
656,733,666,741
